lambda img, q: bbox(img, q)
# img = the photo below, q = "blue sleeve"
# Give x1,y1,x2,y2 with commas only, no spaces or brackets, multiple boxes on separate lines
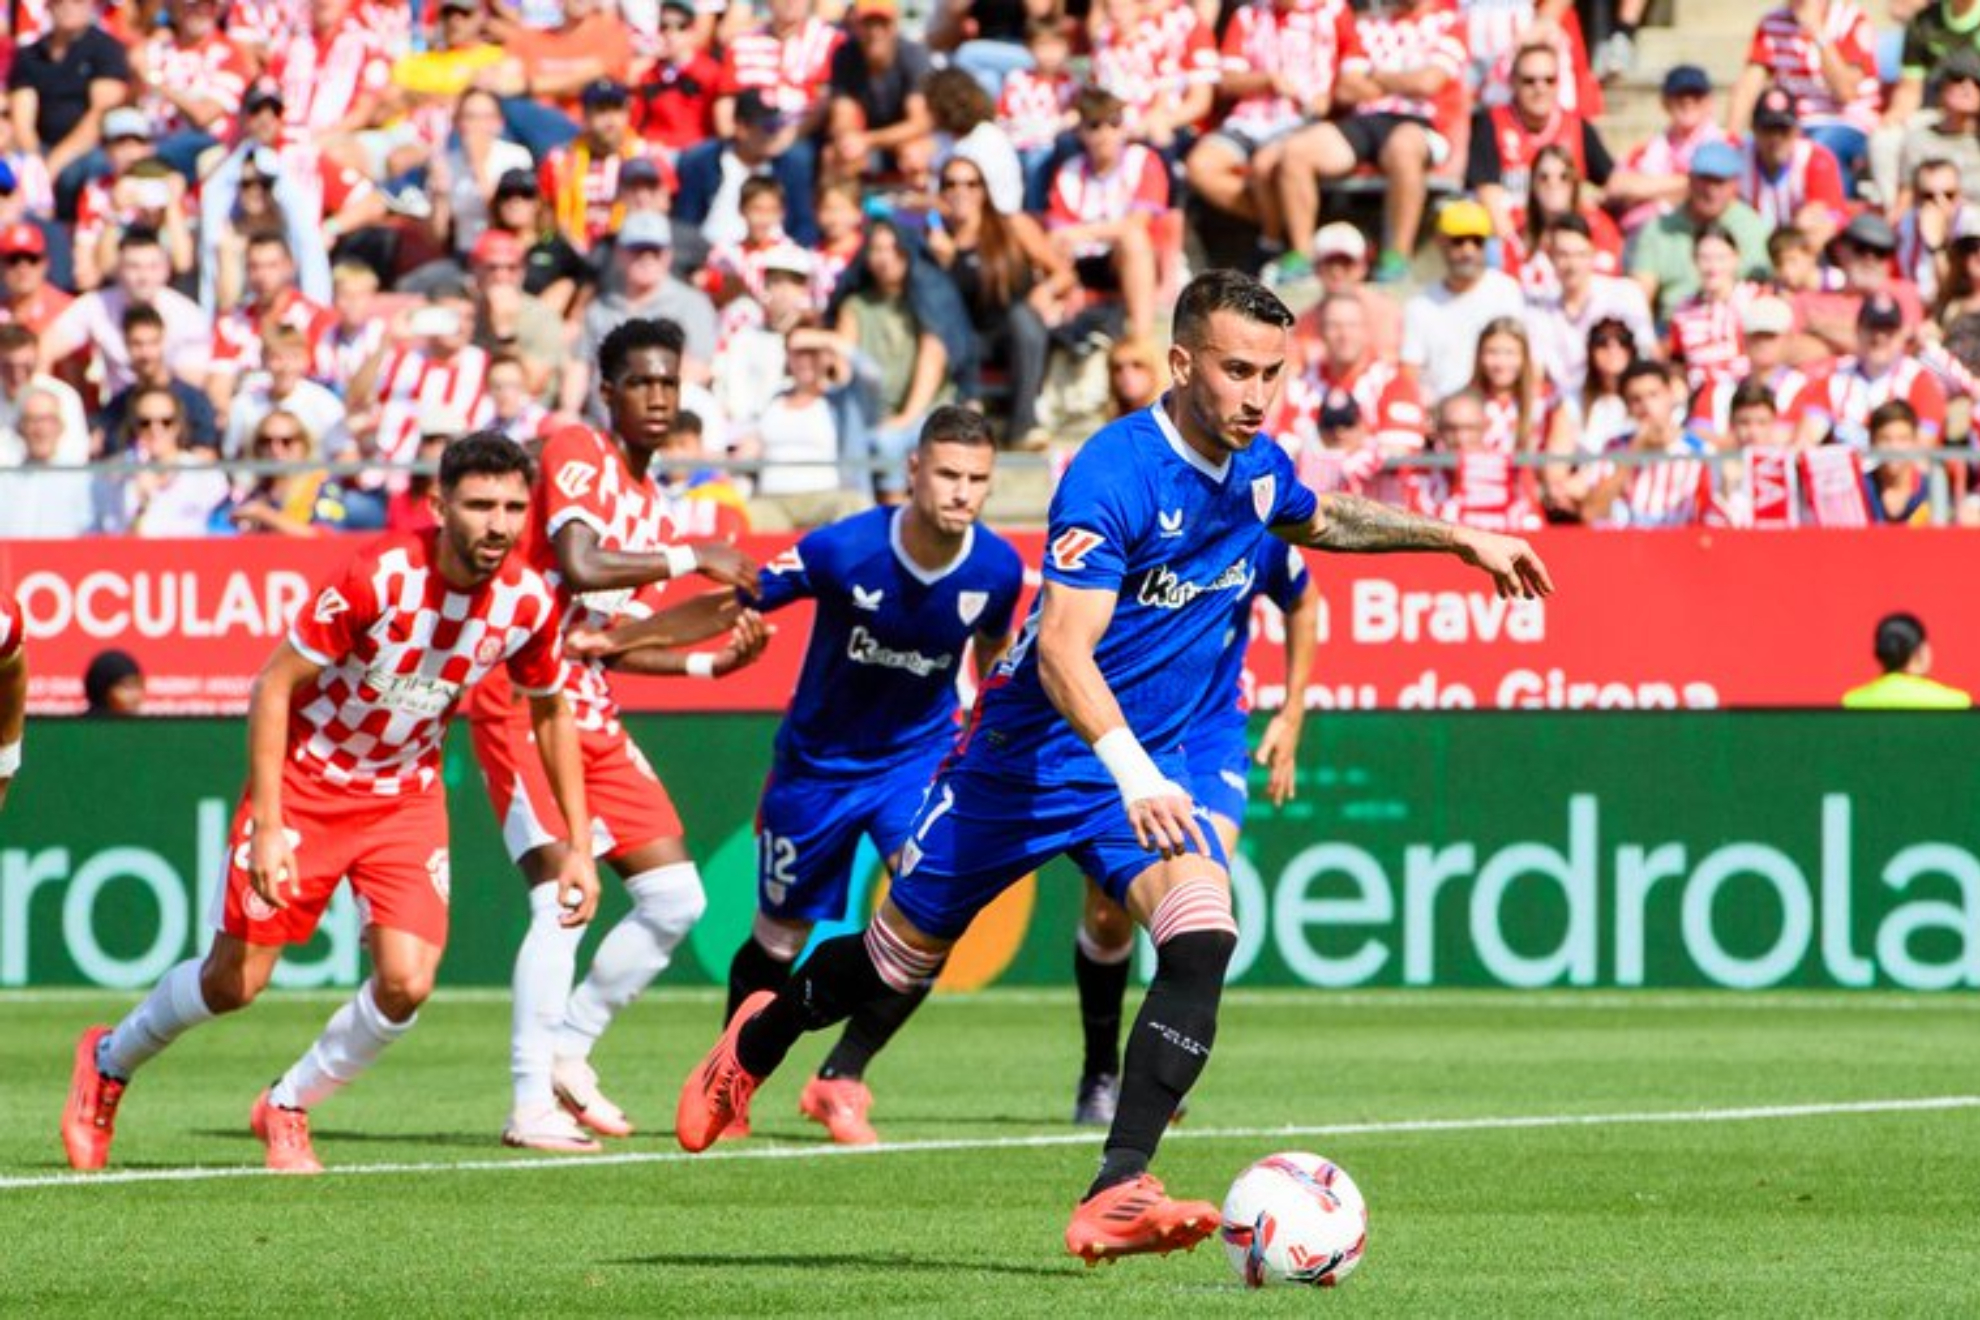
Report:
1262,543,1309,612
1042,440,1139,591
751,530,826,613
1267,442,1319,529
982,549,1025,638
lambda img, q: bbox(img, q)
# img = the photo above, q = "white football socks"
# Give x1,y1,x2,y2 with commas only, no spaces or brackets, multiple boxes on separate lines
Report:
511,882,585,1110
270,979,412,1111
98,958,216,1080
554,863,706,1060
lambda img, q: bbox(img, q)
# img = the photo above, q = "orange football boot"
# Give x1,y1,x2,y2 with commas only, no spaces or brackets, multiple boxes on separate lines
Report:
251,1089,324,1174
61,1026,126,1171
797,1076,878,1146
675,990,773,1153
1065,1174,1220,1265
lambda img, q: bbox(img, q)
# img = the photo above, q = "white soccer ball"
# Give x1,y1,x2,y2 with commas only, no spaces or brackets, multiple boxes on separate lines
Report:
1218,1152,1368,1289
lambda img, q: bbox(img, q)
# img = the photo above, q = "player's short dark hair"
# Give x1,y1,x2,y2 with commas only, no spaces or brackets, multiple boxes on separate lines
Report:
121,301,165,336
1874,611,1927,672
1173,269,1293,349
918,404,995,450
1073,84,1124,124
671,408,703,438
1540,212,1592,244
1619,359,1674,391
1691,222,1736,254
1728,377,1776,416
598,317,686,386
1868,398,1919,435
1767,225,1812,263
439,430,534,491
245,231,294,261
118,225,165,254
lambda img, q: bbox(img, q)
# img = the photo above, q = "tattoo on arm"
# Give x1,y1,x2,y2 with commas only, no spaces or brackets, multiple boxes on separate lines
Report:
1306,493,1462,553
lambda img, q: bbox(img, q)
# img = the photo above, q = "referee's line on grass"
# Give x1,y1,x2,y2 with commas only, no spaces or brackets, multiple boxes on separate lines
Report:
5,1094,1976,1193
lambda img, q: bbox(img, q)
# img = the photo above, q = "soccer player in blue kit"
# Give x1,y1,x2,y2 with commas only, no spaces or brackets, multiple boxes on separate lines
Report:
1071,536,1318,1126
726,404,1024,1143
676,270,1553,1263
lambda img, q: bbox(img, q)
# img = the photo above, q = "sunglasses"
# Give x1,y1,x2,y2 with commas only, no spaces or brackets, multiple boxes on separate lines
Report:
1516,73,1558,86
939,176,984,191
136,415,179,429
3,252,42,266
1591,334,1632,349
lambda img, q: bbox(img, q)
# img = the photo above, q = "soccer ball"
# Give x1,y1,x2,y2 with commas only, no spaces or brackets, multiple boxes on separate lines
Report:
1218,1152,1368,1289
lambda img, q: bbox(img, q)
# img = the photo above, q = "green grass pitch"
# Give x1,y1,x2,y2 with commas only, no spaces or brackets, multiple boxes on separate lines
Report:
4,989,1978,1317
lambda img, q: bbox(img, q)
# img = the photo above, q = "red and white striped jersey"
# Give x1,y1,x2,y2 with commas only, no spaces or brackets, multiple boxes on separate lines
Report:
1745,3,1879,132
1092,0,1221,127
717,18,842,119
1046,144,1170,257
272,20,390,135
1481,102,1588,213
1897,206,1973,306
1278,354,1427,453
1479,387,1557,455
0,586,20,663
1438,450,1543,531
135,32,253,139
374,344,491,410
1343,3,1467,123
998,68,1076,152
1597,432,1715,528
1217,0,1361,140
1803,355,1947,445
286,530,567,796
1666,289,1759,395
1285,437,1386,495
314,317,388,396
1739,137,1847,231
1690,363,1822,437
526,424,689,734
225,0,309,51
212,290,336,374
11,0,52,45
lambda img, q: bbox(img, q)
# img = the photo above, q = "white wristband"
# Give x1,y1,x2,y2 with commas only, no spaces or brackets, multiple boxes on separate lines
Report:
1093,727,1174,805
685,653,717,679
0,740,18,777
663,543,699,580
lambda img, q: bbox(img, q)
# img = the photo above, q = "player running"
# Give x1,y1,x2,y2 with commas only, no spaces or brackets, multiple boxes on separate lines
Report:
674,270,1552,1263
0,582,24,813
577,405,1022,1146
62,434,598,1174
467,316,762,1154
1071,539,1317,1126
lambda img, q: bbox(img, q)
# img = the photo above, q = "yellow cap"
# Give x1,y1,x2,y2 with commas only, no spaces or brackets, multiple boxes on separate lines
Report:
1436,199,1493,240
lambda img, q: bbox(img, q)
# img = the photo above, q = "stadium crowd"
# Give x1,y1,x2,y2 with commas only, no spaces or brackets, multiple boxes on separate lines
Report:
2,0,1979,533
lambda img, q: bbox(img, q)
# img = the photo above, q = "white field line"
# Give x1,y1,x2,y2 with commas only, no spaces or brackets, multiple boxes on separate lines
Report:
5,987,1978,1013
4,1094,1975,1194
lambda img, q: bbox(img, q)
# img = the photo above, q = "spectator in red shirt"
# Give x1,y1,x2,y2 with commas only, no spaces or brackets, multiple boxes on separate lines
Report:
1729,0,1880,191
714,0,841,143
1738,85,1847,251
1466,42,1614,252
1797,291,1948,447
1045,86,1165,342
0,222,71,334
631,0,721,154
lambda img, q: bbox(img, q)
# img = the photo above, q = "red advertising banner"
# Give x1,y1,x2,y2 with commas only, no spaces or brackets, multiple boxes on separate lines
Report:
5,531,1977,714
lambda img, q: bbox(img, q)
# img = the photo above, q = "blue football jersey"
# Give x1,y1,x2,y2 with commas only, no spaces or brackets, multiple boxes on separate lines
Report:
1194,538,1311,738
965,404,1317,783
755,506,1025,775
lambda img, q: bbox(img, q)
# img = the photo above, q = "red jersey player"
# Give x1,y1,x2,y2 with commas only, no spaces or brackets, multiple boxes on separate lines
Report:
62,435,598,1175
0,584,25,812
466,316,763,1153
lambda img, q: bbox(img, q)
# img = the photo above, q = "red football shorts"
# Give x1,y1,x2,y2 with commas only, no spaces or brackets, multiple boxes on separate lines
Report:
470,710,682,865
216,761,452,948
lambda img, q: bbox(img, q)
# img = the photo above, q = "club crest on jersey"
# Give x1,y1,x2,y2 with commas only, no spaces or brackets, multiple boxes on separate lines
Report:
1158,508,1185,537
957,590,988,626
1251,475,1276,523
899,839,923,876
427,848,451,903
1050,527,1104,572
313,588,350,625
554,461,599,500
852,585,885,612
474,633,505,667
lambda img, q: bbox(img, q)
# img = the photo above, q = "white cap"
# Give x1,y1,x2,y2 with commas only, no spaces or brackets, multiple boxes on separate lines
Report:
407,305,463,338
1740,295,1793,337
761,243,814,279
1312,222,1368,263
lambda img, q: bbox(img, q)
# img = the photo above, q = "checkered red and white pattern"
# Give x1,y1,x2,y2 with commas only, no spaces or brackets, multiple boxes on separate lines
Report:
718,18,842,118
1739,138,1847,232
1092,0,1221,127
0,587,20,664
1804,356,1948,445
286,531,566,796
1217,0,1361,140
271,18,391,135
998,69,1076,152
212,291,337,375
1046,144,1170,258
136,32,253,139
525,424,692,734
1746,3,1879,132
1343,4,1467,123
